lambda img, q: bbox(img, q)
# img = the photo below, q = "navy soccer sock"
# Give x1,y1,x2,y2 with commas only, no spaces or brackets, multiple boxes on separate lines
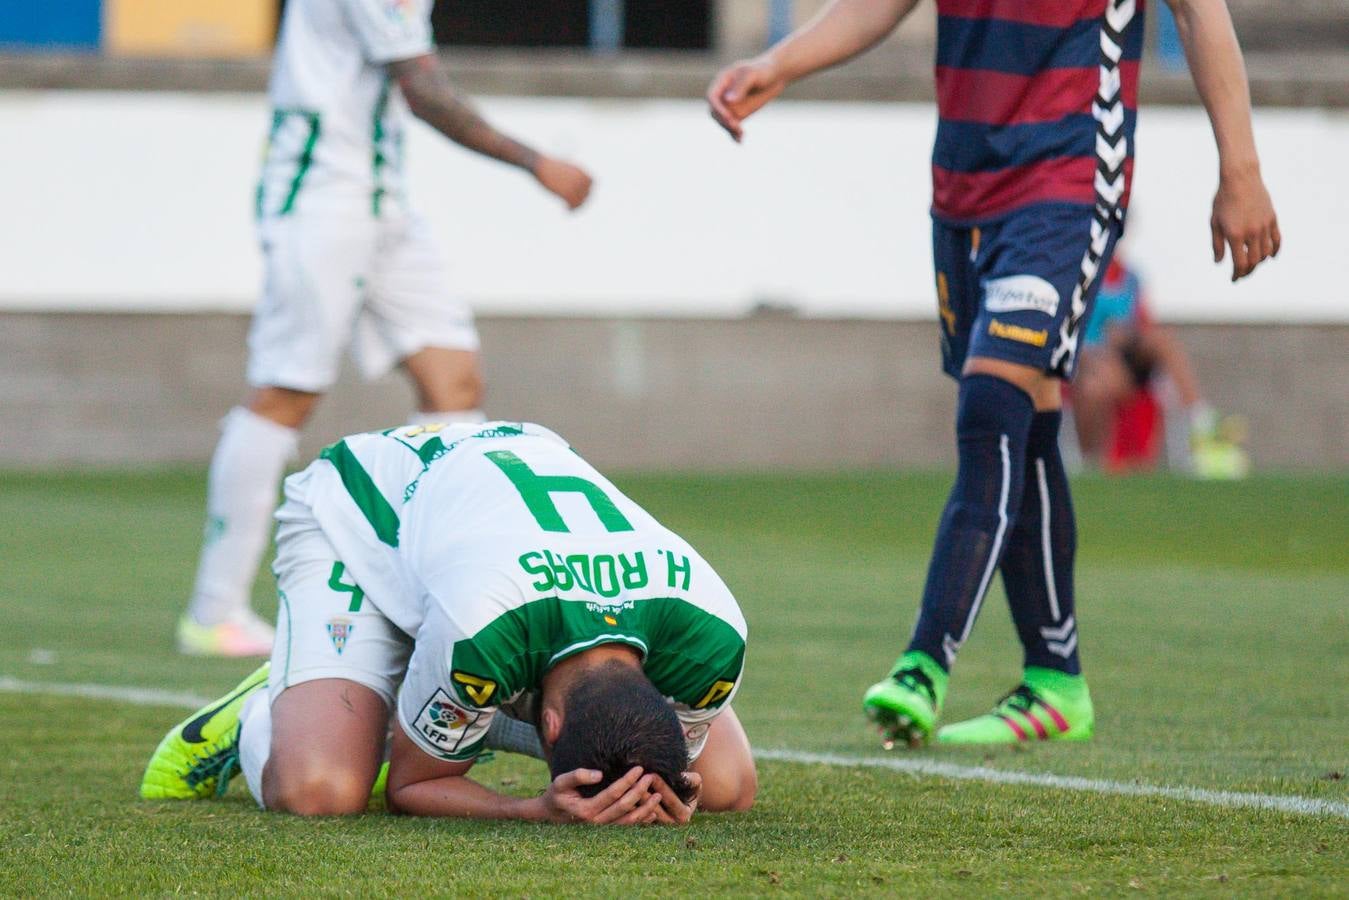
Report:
907,374,1035,671
999,410,1082,674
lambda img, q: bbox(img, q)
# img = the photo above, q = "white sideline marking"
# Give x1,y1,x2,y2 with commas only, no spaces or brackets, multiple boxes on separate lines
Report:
4,677,1345,820
0,676,210,710
756,749,1349,820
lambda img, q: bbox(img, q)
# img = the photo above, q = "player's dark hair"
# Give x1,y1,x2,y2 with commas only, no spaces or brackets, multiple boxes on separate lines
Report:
549,660,696,805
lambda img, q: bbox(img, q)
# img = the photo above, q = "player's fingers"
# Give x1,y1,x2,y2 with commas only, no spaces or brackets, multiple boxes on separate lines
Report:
1210,217,1225,263
1270,219,1282,257
616,792,665,827
553,768,603,793
583,766,644,812
706,71,744,141
649,776,695,824
723,67,757,104
647,800,680,826
1228,234,1250,282
589,775,656,825
708,103,743,142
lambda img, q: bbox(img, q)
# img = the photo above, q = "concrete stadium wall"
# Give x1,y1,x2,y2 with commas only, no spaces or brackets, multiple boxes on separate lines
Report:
1,313,1343,471
2,94,1347,325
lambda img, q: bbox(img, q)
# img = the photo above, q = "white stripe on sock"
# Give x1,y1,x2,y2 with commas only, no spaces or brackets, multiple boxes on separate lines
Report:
953,433,1012,655
1035,457,1062,623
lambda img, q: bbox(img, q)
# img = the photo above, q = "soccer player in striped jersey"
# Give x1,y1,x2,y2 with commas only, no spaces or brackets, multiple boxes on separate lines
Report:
143,422,756,822
708,0,1279,745
177,0,593,657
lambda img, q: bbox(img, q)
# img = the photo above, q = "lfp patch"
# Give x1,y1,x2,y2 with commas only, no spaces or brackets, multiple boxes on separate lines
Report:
414,689,480,757
326,618,354,655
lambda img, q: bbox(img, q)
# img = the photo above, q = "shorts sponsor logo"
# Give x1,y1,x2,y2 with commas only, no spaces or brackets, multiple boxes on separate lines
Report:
326,618,354,655
683,722,711,745
452,670,498,706
988,318,1049,348
415,688,480,754
983,275,1061,317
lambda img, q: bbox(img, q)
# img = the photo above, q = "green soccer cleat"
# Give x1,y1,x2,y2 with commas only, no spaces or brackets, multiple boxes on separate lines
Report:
862,651,948,749
140,663,269,800
936,667,1093,745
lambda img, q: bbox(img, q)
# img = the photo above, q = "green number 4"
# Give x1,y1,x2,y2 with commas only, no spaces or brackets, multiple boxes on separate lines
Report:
486,450,634,534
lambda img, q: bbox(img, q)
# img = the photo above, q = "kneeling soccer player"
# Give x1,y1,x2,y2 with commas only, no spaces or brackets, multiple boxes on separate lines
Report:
142,422,755,824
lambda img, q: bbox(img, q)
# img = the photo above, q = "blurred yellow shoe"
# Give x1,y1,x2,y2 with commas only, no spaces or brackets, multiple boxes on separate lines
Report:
176,610,274,657
1190,411,1250,480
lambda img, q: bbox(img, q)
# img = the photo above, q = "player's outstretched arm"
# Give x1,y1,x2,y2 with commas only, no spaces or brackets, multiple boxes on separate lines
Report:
390,55,593,210
384,726,664,824
707,0,919,141
1164,0,1280,281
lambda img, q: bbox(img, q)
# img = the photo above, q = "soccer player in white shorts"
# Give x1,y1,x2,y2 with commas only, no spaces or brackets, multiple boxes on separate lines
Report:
178,0,594,656
143,422,757,823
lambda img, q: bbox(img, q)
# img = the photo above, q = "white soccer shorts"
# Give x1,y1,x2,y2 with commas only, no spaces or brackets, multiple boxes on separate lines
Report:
268,486,412,708
246,212,480,393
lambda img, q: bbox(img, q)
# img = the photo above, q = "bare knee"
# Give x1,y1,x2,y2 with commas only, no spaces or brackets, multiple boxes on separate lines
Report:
404,348,484,412
264,761,374,816
246,385,321,429
700,760,757,812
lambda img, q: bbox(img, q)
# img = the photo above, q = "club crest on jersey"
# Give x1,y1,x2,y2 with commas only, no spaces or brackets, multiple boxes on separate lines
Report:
415,689,480,755
326,618,354,655
384,0,416,22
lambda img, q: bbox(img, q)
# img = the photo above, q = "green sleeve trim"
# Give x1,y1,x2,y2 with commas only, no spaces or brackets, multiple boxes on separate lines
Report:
319,439,400,547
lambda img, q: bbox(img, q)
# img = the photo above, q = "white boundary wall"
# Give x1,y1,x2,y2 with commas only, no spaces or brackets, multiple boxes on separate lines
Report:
1,91,1344,322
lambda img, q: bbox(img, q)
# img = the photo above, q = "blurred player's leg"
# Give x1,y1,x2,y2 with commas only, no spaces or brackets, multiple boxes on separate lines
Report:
402,346,486,424
361,214,485,425
179,404,301,656
177,215,372,656
936,409,1095,744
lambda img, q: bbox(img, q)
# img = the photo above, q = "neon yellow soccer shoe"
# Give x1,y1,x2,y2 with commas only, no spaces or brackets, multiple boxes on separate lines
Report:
936,667,1093,745
862,651,948,748
140,663,269,799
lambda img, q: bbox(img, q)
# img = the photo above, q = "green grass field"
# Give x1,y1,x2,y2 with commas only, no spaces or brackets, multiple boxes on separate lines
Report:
1,468,1345,896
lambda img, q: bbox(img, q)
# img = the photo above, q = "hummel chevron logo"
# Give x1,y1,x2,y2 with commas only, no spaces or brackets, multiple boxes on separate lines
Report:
1093,102,1125,135
1106,0,1137,32
1040,617,1078,659
1096,134,1128,172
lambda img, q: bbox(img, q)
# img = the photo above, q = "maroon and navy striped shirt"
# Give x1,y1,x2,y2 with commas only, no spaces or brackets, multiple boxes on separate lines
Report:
931,0,1146,224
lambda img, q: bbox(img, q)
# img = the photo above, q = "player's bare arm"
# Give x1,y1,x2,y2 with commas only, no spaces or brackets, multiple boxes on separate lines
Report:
384,727,662,824
390,54,593,210
707,0,920,141
1164,0,1280,281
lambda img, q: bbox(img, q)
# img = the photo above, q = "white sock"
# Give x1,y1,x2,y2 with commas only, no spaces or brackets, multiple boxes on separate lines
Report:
407,409,486,426
187,407,299,626
238,689,272,808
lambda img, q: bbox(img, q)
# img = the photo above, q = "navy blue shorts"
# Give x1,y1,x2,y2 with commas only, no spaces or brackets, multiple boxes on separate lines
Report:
933,203,1121,381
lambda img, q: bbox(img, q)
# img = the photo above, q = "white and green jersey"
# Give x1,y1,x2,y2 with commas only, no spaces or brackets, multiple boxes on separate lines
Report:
256,0,433,219
292,422,748,762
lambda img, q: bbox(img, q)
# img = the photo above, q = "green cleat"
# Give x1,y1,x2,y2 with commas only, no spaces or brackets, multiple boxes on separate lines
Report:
936,667,1093,745
140,663,269,799
862,651,948,749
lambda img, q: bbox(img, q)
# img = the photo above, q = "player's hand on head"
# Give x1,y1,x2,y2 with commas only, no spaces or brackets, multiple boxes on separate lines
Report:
706,58,787,142
1210,168,1281,282
648,771,701,825
534,157,593,211
541,765,656,825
